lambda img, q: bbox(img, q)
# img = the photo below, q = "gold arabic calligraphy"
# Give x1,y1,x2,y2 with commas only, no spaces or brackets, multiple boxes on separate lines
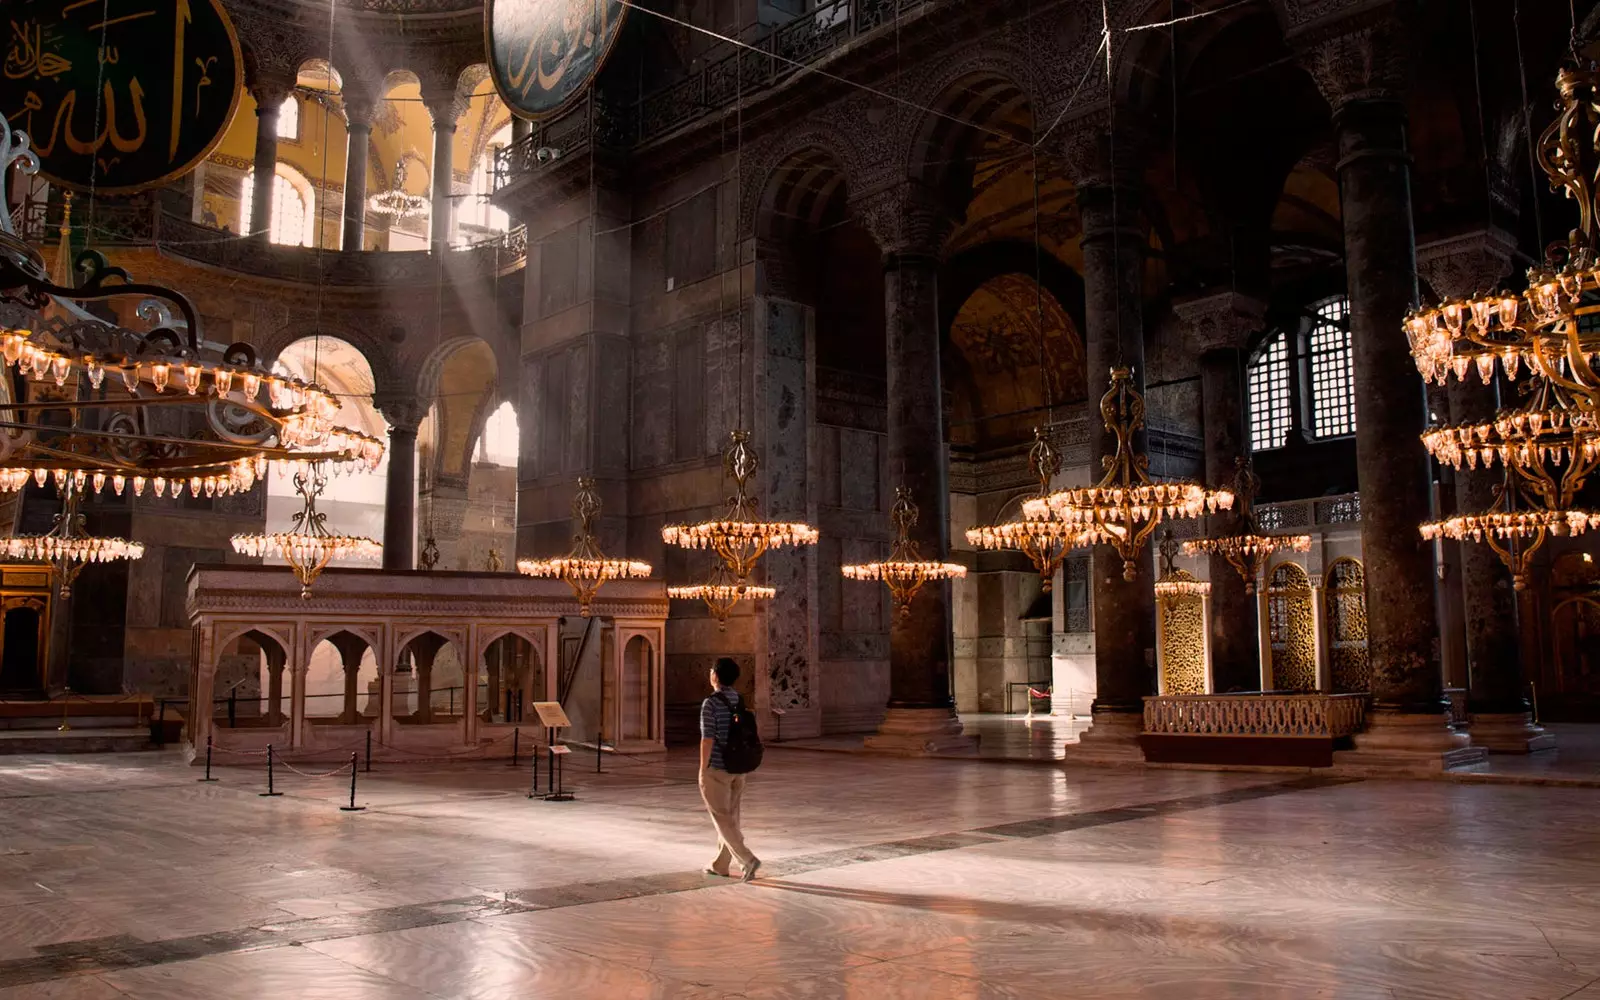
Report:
504,0,610,100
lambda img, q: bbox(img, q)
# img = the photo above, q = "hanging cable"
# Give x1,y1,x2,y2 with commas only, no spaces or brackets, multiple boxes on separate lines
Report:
1512,0,1546,254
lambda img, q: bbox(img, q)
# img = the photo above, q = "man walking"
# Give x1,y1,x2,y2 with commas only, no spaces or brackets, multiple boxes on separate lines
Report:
699,657,760,882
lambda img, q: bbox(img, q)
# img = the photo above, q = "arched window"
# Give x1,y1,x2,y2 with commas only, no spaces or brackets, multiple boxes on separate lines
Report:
277,95,300,141
476,401,519,467
239,164,315,246
1308,296,1355,438
1247,333,1292,451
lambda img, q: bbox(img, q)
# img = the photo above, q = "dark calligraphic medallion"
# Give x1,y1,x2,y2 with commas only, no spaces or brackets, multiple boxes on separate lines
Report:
486,0,626,121
2,0,243,194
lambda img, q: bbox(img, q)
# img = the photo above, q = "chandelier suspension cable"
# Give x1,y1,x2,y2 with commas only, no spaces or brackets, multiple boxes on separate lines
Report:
1512,0,1546,253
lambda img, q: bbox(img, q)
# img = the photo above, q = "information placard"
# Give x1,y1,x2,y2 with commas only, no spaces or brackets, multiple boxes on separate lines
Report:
531,701,571,729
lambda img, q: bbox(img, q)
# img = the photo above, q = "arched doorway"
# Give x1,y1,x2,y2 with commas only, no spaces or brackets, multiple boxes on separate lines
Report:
305,631,377,725
0,599,45,695
1325,558,1370,693
1267,563,1316,692
481,633,541,724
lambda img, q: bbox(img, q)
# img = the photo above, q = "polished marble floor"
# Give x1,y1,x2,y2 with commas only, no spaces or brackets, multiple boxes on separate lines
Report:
2,748,1599,999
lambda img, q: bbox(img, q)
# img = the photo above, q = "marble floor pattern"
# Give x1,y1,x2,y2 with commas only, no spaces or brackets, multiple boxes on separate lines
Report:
0,749,1598,998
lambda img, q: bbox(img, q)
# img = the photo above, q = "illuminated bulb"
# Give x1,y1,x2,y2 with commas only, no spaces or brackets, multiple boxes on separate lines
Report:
150,363,169,393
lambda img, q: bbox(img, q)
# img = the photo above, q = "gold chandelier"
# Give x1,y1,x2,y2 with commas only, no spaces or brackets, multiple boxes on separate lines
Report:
0,245,384,499
667,560,775,631
965,429,1101,592
1402,65,1600,412
1182,459,1311,595
843,486,966,619
1026,368,1233,581
1153,531,1209,600
661,430,818,582
517,478,651,616
1,485,143,598
231,464,381,598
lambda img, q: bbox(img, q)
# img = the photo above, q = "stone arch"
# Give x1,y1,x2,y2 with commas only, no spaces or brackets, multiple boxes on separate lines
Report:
395,628,466,723
481,631,541,724
902,54,1036,211
739,123,866,241
1112,0,1274,113
262,327,398,397
1267,561,1315,692
304,628,378,723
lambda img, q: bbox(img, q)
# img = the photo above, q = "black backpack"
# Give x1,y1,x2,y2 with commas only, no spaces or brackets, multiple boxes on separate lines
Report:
714,692,763,774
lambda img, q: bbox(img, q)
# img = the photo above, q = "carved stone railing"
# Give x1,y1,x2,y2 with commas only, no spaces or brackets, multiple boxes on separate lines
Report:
16,198,526,285
1257,492,1362,532
497,0,938,188
1143,692,1368,738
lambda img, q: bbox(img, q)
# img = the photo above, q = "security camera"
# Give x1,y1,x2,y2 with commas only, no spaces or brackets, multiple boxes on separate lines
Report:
535,147,561,164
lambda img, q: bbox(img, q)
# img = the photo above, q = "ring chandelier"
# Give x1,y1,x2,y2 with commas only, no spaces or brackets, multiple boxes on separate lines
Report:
1024,368,1233,582
1405,64,1600,582
1402,65,1600,412
518,477,652,616
1183,459,1311,595
668,561,776,631
966,429,1102,592
0,242,384,499
1154,531,1209,600
0,482,143,599
843,486,966,620
661,430,818,582
231,464,381,598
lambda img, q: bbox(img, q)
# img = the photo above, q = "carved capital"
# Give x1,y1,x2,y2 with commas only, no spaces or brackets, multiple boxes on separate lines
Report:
1292,9,1409,114
248,77,295,115
1415,228,1518,301
342,86,384,131
1172,291,1267,354
420,83,469,130
1056,106,1154,190
374,393,427,433
849,183,955,260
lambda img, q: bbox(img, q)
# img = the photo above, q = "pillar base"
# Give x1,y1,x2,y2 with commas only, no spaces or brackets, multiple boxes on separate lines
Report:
1467,712,1556,754
1333,711,1487,775
1060,709,1145,764
863,707,976,755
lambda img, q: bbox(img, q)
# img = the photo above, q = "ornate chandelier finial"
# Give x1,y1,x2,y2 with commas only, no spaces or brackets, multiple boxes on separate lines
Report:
661,430,818,582
1182,458,1311,595
1026,368,1234,581
518,477,651,616
843,486,966,619
231,464,382,598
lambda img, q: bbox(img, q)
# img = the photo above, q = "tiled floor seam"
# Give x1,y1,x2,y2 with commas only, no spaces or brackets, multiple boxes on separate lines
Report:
0,774,1344,989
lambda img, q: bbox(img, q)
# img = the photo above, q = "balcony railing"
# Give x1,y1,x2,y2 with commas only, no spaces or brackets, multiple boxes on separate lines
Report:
496,0,936,188
1143,692,1368,739
1257,492,1362,531
13,198,526,286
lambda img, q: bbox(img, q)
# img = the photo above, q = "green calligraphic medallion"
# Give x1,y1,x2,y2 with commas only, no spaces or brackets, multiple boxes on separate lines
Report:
2,0,243,194
487,0,626,121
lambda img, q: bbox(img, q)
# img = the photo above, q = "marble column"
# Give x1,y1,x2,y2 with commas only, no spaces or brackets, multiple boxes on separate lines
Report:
851,185,973,753
1058,117,1156,759
1174,291,1267,693
376,395,423,571
1298,13,1482,769
341,90,378,252
247,77,292,241
1416,230,1553,753
422,89,464,251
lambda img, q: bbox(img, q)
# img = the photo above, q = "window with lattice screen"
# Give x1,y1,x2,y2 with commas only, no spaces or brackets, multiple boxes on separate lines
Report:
1309,296,1356,438
1247,333,1292,451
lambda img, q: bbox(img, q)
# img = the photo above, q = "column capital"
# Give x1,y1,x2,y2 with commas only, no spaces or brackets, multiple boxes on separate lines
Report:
1291,7,1410,116
849,182,955,261
1172,291,1267,354
1415,228,1518,301
374,393,426,433
1056,106,1155,191
248,75,295,112
342,85,383,130
420,87,468,130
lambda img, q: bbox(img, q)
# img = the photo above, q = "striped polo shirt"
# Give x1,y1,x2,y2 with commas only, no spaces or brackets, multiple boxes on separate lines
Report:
699,688,740,771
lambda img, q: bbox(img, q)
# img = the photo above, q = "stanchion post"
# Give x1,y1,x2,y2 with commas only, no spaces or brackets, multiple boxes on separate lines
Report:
526,742,540,799
155,700,167,747
509,727,519,768
365,730,372,773
340,752,365,812
57,685,71,732
260,744,283,797
228,689,237,728
597,663,604,774
198,734,218,782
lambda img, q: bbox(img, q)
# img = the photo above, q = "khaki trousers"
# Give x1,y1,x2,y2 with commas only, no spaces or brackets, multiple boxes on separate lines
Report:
698,767,756,871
